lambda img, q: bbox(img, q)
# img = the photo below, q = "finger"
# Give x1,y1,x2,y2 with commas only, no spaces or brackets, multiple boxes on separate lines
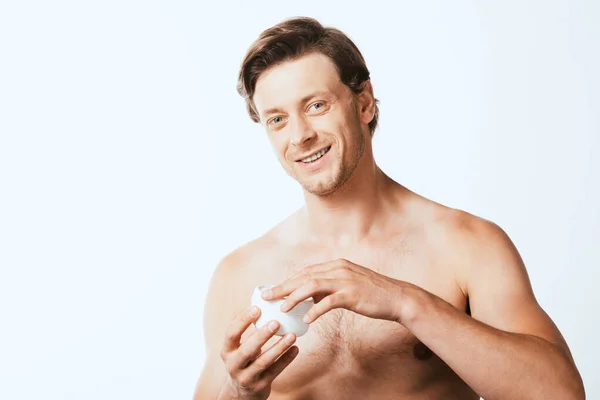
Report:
260,345,300,383
304,258,355,274
303,293,347,324
222,306,261,354
245,332,297,376
229,320,281,371
261,276,303,301
280,278,338,313
262,261,340,301
300,259,340,274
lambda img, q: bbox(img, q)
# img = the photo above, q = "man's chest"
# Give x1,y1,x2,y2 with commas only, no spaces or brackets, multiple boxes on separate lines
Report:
240,242,468,390
253,238,461,305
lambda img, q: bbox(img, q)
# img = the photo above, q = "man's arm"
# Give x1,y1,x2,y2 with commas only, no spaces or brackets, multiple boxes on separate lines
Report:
193,253,241,400
193,245,298,400
401,215,585,400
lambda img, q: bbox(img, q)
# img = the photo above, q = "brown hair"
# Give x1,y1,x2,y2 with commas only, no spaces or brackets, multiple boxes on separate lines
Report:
237,17,380,136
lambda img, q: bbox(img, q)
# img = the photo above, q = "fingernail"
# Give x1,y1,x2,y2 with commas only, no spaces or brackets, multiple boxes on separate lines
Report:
249,306,259,316
262,289,272,299
268,321,279,332
284,334,295,344
280,302,289,312
303,315,311,323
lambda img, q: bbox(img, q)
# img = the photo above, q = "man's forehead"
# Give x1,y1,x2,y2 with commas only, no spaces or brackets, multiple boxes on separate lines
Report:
253,53,342,114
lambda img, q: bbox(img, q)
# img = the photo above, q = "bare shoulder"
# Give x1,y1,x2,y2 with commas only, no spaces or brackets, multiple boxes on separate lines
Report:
205,209,303,317
439,208,525,293
206,230,282,308
416,195,508,247
409,195,525,293
416,198,573,347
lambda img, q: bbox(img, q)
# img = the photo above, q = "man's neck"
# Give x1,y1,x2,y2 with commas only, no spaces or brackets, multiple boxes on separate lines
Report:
301,163,404,247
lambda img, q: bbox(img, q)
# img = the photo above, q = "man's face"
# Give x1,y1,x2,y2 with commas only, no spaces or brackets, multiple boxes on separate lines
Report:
252,52,370,196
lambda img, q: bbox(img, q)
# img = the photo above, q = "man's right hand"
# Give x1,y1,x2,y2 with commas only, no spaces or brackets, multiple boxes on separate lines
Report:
218,306,299,400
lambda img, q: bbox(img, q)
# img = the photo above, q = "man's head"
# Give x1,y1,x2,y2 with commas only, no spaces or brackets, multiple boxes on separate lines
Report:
237,17,379,196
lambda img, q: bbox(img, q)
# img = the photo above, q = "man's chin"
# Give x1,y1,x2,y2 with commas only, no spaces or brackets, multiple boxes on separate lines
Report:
288,166,345,196
300,178,341,197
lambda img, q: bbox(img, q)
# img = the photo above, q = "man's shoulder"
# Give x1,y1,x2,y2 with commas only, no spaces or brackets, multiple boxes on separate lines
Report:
214,235,276,280
214,209,302,278
418,198,508,251
204,226,285,317
420,199,522,288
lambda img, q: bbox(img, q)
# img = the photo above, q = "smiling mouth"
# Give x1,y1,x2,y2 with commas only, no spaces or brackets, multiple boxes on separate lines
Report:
297,146,331,163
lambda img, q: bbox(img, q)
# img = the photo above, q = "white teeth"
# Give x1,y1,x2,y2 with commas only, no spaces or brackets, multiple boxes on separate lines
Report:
301,147,330,163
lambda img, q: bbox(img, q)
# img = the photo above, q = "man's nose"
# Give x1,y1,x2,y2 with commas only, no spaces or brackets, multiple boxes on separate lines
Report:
290,116,317,146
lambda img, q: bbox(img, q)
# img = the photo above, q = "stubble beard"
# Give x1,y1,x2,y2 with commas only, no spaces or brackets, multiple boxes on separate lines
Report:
295,129,365,197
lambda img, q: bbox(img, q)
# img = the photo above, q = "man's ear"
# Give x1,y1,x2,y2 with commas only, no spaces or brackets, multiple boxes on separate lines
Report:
357,80,376,125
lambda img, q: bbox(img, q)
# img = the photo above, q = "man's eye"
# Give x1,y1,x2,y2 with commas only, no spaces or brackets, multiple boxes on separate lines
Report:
310,102,324,111
270,116,284,125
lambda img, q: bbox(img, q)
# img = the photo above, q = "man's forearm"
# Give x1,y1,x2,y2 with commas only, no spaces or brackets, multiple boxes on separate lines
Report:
399,287,584,400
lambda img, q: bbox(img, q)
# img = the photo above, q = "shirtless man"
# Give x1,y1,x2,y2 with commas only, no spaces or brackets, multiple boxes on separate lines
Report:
194,17,584,399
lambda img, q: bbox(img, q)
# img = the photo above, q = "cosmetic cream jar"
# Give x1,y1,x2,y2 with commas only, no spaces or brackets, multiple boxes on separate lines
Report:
251,285,314,337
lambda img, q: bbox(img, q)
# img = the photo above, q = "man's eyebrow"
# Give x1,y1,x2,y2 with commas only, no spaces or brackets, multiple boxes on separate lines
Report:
261,91,332,118
262,106,284,118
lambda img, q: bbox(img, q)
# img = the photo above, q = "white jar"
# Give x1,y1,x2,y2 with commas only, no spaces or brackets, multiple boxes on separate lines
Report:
251,285,314,337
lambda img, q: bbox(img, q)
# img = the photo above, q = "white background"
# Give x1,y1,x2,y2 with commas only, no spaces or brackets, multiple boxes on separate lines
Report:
0,0,598,399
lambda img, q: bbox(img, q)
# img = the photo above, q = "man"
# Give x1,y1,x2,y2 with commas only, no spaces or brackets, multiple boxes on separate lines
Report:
194,17,584,399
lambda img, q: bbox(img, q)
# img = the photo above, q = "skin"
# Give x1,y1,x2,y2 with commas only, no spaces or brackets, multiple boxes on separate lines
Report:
193,52,585,399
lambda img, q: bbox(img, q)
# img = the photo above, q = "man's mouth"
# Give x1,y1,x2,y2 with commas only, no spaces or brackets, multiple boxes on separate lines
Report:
297,146,331,164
